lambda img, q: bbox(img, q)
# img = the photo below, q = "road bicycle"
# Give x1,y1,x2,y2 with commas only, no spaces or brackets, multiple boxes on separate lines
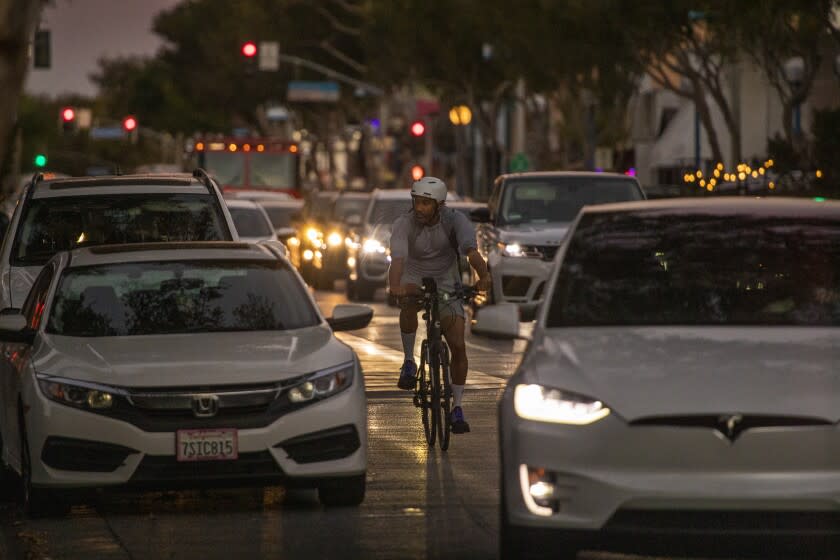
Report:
406,278,477,451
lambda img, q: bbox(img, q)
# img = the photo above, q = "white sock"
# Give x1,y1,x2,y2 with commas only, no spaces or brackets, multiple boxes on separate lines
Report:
452,384,465,408
400,331,416,363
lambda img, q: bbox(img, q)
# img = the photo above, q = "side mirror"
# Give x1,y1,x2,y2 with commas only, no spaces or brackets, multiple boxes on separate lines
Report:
470,207,491,223
472,304,521,339
327,304,373,332
345,214,362,227
0,310,35,344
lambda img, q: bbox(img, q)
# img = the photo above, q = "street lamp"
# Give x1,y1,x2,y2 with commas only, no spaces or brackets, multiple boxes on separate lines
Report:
783,56,805,136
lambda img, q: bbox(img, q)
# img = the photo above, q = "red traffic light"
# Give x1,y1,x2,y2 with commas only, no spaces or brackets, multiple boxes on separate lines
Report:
411,165,425,181
61,107,75,122
410,121,425,137
122,115,137,132
241,41,258,57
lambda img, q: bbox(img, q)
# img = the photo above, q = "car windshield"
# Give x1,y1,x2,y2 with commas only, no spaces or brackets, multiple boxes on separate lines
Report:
368,199,412,227
333,197,369,223
547,212,840,327
263,206,299,229
228,207,273,237
499,177,643,225
250,153,296,188
305,194,337,221
204,152,244,186
47,260,320,336
12,194,229,266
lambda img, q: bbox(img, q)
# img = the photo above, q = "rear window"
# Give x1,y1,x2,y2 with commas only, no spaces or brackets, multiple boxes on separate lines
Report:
547,212,840,327
47,260,319,336
229,207,273,237
12,194,231,266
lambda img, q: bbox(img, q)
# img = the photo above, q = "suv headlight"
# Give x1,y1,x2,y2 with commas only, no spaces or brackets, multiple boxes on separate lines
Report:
327,232,343,247
362,238,386,254
287,362,354,404
499,242,527,257
513,384,610,425
37,374,122,410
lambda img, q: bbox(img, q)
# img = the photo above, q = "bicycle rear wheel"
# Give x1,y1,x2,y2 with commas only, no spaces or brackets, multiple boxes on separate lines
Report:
437,343,452,450
418,340,436,446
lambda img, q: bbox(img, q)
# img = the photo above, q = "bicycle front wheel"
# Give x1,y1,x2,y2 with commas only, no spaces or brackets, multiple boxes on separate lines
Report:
429,341,444,449
419,340,436,446
437,343,452,450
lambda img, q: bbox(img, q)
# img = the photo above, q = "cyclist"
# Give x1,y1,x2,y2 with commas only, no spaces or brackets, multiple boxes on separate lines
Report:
389,177,491,434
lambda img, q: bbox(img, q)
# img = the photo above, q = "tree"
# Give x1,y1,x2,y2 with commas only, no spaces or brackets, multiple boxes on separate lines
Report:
0,0,45,195
737,1,830,145
620,1,744,166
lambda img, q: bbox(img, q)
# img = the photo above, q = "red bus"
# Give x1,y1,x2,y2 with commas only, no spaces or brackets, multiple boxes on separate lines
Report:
189,137,302,198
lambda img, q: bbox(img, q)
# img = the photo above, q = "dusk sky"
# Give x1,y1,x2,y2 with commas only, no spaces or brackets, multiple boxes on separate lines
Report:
25,0,182,98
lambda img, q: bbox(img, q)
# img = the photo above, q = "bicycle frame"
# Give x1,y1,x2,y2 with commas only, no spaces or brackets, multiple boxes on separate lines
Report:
410,278,475,451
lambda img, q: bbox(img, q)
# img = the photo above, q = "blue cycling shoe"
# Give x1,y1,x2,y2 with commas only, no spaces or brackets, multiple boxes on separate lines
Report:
397,360,417,390
450,406,471,434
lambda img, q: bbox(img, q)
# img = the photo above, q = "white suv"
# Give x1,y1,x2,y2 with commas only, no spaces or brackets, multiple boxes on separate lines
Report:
0,170,237,309
473,172,645,318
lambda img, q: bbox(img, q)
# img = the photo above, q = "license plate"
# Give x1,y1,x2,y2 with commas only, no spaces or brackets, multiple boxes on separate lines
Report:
176,428,238,462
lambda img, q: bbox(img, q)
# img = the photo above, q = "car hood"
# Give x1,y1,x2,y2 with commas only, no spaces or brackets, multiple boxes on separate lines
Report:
497,224,570,246
528,327,840,422
32,327,354,388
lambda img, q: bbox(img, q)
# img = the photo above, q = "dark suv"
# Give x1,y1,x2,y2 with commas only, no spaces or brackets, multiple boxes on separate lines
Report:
0,170,237,309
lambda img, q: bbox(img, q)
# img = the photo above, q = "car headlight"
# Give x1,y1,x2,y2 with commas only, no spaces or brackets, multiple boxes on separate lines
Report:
362,238,386,254
287,362,354,404
513,384,610,425
500,242,526,257
345,236,360,250
306,227,323,242
37,374,121,410
327,232,343,247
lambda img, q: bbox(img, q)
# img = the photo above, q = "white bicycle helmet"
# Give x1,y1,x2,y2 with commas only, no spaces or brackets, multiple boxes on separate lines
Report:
411,176,447,203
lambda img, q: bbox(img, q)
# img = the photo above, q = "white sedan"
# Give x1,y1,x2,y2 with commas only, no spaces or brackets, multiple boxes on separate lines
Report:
476,197,840,559
0,241,372,516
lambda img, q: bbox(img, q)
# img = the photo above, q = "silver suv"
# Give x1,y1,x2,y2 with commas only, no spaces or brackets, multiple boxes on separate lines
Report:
472,172,645,316
0,170,237,309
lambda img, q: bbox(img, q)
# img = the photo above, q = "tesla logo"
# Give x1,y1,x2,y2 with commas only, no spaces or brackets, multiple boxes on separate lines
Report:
716,414,744,442
192,394,219,418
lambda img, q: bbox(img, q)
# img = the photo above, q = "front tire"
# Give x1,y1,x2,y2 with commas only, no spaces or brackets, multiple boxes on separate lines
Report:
318,474,366,507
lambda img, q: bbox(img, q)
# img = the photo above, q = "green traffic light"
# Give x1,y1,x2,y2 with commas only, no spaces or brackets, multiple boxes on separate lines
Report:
813,197,826,202
34,154,47,167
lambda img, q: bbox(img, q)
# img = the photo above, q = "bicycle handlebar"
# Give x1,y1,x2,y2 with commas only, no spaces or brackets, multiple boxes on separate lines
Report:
397,284,479,306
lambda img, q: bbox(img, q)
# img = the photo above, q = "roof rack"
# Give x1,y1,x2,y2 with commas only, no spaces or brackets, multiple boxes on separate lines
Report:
192,168,217,193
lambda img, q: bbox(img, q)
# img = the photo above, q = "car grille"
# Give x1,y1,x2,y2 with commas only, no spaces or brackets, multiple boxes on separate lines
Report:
88,377,321,432
502,275,532,297
631,415,832,441
532,245,559,261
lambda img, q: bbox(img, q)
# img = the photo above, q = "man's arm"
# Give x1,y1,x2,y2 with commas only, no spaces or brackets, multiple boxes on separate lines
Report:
388,257,406,296
466,248,491,291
